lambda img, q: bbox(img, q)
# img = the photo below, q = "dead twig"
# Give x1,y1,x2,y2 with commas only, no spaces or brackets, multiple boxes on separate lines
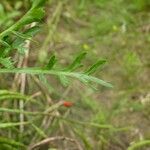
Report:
29,136,83,150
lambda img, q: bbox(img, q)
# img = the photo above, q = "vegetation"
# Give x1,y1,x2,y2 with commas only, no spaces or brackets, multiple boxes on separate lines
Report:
0,0,150,149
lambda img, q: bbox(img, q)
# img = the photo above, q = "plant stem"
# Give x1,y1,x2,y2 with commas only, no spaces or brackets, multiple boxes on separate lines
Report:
127,140,150,150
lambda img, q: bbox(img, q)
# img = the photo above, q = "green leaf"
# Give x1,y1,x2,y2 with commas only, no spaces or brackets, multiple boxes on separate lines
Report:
0,1,45,39
0,4,5,16
31,124,47,138
0,47,12,58
46,55,57,70
12,31,31,40
85,59,106,75
0,93,27,101
0,144,17,150
0,57,14,69
0,40,11,48
0,90,39,104
65,52,87,71
0,122,28,128
12,35,27,55
38,74,54,92
12,26,40,55
59,75,70,87
0,137,26,149
73,128,93,150
16,44,27,55
0,68,113,88
70,72,113,88
29,7,45,21
31,0,47,9
24,26,41,36
14,8,45,30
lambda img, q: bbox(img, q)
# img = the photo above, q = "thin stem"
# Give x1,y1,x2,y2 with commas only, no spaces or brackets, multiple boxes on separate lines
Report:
0,67,113,87
127,140,150,150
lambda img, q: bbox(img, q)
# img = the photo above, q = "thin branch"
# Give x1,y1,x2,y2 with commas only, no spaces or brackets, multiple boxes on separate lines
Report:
29,136,83,150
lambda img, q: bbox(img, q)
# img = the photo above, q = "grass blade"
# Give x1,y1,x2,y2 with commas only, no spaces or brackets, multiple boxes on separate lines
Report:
0,122,28,128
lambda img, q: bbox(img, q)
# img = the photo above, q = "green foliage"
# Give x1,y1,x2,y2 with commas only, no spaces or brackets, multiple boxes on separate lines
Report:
0,4,21,29
0,0,112,147
0,137,26,150
0,90,37,103
31,124,47,138
64,52,87,71
85,59,106,75
1,0,149,149
0,0,46,71
0,0,111,88
31,0,47,9
12,26,40,55
132,0,150,11
0,122,28,129
46,55,57,70
0,57,14,69
0,66,113,88
73,128,93,150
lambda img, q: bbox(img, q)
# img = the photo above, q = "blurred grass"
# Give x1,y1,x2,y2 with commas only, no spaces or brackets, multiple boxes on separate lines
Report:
0,0,150,149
